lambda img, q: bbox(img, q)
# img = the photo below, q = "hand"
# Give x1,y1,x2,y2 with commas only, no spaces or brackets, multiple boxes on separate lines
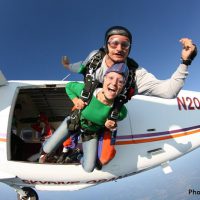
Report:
62,56,70,69
72,98,87,110
105,119,117,130
180,38,197,61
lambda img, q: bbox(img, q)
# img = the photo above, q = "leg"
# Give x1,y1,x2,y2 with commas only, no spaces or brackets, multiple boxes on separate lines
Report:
81,137,98,172
57,133,80,164
43,117,71,154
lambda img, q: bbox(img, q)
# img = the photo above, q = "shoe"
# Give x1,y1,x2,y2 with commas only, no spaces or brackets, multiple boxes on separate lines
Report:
64,149,83,164
76,152,83,162
39,152,47,164
64,156,73,163
95,159,102,170
57,152,68,164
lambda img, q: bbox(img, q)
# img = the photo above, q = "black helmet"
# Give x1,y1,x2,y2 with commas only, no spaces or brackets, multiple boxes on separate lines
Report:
104,26,132,45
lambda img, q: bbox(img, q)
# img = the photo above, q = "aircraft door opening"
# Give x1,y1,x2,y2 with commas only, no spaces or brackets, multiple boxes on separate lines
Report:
9,85,73,163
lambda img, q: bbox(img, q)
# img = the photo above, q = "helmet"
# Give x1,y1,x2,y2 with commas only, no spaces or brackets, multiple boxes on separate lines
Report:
105,26,132,45
104,26,132,53
104,63,129,79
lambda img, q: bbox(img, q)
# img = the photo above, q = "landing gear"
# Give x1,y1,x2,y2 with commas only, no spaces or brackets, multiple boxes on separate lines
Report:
17,187,39,200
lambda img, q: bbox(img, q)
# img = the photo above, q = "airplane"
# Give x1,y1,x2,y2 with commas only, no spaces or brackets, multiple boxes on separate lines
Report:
0,69,200,200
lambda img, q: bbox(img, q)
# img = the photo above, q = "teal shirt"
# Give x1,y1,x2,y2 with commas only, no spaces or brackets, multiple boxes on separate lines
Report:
66,82,127,132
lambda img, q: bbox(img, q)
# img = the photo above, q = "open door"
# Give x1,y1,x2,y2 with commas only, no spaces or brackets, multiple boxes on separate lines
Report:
9,84,73,162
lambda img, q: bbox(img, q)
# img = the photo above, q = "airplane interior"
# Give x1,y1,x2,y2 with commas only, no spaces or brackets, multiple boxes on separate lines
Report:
8,85,75,163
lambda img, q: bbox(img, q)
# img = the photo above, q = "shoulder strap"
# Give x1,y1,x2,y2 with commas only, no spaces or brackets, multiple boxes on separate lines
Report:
68,49,105,132
125,57,139,99
80,48,105,103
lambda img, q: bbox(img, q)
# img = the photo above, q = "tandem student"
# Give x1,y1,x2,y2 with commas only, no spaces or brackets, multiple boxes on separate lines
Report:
40,63,129,172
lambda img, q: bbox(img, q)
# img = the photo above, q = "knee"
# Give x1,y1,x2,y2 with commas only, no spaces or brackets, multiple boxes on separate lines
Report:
81,160,96,173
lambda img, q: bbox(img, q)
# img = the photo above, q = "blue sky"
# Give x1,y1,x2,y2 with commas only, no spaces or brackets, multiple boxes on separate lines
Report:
0,0,200,199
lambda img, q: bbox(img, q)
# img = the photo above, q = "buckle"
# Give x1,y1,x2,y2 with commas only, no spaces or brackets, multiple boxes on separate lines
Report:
110,111,119,120
81,90,91,100
70,114,76,120
117,94,127,103
119,92,127,98
85,73,93,81
88,56,102,71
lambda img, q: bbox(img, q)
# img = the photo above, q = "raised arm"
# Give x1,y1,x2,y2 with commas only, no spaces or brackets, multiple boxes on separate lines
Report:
61,50,98,73
136,38,197,99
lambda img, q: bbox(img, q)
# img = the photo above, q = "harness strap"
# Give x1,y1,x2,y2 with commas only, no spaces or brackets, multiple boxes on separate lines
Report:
68,49,105,131
67,109,81,132
80,129,99,142
80,76,99,102
80,48,105,103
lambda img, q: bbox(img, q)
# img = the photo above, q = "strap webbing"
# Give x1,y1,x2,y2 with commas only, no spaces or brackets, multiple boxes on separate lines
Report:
80,49,105,103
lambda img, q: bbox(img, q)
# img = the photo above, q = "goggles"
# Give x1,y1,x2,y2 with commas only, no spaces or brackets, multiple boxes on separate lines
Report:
107,38,131,50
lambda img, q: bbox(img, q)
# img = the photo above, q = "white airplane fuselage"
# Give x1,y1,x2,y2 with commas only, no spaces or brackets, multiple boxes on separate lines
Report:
0,79,200,192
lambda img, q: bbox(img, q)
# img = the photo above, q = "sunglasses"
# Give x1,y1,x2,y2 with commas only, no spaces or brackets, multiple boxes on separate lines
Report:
107,38,131,50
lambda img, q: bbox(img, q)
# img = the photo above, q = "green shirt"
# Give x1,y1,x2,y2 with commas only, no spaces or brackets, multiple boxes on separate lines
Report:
65,82,127,132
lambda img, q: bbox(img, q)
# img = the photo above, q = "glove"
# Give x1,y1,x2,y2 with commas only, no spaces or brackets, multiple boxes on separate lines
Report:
182,44,198,65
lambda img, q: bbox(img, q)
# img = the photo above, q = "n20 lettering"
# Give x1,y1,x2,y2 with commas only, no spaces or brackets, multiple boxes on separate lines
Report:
177,97,200,110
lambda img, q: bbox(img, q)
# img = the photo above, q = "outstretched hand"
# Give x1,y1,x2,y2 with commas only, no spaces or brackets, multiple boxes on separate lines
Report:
62,56,70,69
180,38,197,62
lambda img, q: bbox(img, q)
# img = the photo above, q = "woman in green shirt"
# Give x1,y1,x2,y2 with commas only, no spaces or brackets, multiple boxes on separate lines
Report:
40,63,128,172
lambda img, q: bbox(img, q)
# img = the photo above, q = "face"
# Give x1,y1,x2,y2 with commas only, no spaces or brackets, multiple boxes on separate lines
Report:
103,72,125,100
106,35,130,66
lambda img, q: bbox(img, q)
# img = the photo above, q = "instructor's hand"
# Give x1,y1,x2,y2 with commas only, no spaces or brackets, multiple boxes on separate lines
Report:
180,38,197,62
62,56,70,69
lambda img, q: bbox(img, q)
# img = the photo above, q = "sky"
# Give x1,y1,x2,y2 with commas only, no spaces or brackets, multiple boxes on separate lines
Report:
0,0,200,199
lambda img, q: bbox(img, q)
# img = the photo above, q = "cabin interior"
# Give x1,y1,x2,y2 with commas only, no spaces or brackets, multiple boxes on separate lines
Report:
8,85,74,163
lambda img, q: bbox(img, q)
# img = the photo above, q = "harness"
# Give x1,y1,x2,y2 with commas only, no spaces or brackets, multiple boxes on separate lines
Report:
67,48,139,132
67,49,105,132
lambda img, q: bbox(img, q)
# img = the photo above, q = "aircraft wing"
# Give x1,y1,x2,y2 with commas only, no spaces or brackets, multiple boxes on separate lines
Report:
0,71,7,86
